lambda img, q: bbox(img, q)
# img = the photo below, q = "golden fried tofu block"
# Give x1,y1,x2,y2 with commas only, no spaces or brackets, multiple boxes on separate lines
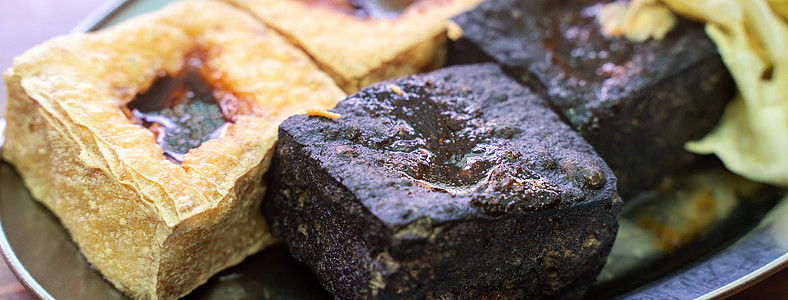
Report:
225,0,483,93
1,1,346,299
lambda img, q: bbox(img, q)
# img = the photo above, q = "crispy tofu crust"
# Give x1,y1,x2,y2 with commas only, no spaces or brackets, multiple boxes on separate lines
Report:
224,0,483,93
1,1,346,299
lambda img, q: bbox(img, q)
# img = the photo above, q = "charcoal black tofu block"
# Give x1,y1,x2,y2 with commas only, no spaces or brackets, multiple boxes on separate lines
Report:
450,0,734,197
263,63,622,299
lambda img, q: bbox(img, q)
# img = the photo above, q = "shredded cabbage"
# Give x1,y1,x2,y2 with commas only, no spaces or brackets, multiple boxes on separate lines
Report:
659,0,788,186
601,0,788,186
597,0,677,42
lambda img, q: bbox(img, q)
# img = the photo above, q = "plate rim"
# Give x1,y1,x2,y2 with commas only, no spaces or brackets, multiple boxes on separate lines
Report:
1,0,787,298
0,0,131,297
704,252,788,299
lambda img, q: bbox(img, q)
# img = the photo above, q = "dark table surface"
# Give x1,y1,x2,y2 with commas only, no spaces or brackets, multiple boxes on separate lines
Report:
0,0,786,299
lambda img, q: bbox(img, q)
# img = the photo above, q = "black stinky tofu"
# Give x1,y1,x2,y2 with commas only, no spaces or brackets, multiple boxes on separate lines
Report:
263,63,622,299
450,0,734,197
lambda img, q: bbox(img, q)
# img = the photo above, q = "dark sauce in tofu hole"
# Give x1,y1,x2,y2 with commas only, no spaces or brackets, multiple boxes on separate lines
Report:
345,83,563,215
384,85,496,188
125,52,241,163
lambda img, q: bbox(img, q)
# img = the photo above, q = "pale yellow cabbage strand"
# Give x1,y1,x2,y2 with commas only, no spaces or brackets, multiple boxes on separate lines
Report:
658,0,788,186
598,0,677,42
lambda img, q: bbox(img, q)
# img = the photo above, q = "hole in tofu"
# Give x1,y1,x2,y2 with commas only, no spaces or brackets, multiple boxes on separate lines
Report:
299,0,417,19
125,51,242,163
334,80,565,215
355,83,502,189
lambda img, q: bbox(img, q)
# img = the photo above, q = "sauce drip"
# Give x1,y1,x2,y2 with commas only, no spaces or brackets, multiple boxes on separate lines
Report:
126,56,233,163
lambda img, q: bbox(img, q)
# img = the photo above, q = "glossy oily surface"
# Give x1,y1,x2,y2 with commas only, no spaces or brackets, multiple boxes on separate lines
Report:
451,0,734,199
0,0,787,299
263,64,620,299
